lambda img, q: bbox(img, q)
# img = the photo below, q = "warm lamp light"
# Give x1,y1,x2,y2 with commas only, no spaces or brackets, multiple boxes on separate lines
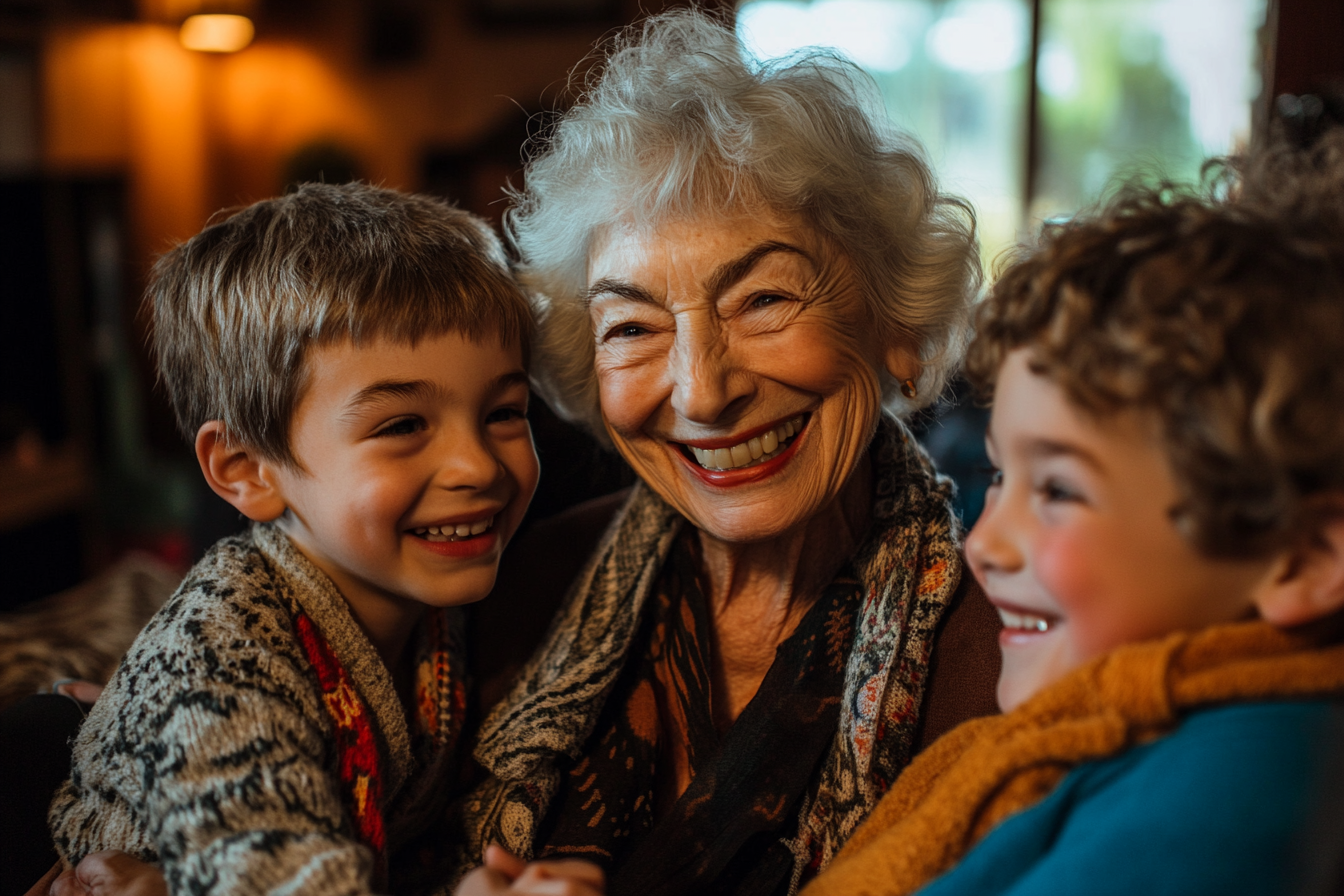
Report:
180,14,254,52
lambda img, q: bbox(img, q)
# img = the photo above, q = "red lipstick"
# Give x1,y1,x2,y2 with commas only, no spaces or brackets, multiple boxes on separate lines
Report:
677,415,804,451
674,425,805,487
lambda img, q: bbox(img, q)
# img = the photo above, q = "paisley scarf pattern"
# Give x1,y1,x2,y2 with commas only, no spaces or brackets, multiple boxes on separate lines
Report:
453,417,963,893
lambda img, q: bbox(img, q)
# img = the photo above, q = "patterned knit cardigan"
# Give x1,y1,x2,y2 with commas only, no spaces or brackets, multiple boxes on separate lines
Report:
49,524,466,896
452,418,964,892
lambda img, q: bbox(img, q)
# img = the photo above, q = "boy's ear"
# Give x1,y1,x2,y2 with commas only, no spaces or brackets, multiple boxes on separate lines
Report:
195,421,289,522
1255,513,1344,627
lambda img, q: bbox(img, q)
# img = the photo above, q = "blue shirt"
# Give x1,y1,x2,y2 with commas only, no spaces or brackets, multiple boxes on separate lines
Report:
917,701,1344,896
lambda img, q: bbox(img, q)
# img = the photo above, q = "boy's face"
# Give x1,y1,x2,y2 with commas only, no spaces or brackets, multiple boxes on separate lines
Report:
966,349,1280,712
269,331,539,629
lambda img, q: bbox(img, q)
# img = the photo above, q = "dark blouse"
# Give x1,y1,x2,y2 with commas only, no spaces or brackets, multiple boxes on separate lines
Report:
535,531,863,896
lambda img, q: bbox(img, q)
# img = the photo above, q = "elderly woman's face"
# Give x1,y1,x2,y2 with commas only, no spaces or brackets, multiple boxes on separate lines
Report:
587,209,894,544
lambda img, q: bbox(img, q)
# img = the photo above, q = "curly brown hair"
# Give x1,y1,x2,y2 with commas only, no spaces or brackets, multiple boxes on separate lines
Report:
965,134,1344,558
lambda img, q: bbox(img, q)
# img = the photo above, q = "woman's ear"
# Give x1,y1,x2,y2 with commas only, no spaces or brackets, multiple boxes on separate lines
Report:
1254,515,1344,627
194,421,289,522
884,345,920,388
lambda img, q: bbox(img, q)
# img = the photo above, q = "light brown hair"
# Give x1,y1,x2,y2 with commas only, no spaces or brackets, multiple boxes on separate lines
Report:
149,182,532,466
966,135,1344,557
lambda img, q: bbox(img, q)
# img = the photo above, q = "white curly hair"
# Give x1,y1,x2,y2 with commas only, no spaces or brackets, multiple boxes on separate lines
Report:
507,7,981,440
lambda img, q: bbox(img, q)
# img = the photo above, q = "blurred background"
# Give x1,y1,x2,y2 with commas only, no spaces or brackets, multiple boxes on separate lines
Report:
0,0,1339,610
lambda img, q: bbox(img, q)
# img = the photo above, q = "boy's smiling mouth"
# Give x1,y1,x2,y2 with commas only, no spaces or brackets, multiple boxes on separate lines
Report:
991,598,1059,636
411,516,495,542
997,607,1054,633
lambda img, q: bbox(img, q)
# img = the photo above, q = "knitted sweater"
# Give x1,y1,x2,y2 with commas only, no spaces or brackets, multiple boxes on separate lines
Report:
802,618,1344,896
48,524,467,896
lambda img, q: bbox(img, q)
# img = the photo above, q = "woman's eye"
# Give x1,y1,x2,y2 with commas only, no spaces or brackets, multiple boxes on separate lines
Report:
376,417,424,437
750,292,788,309
985,465,1003,487
604,323,649,340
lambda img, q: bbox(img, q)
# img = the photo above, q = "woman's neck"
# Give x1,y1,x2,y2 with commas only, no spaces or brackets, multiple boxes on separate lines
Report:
694,451,873,730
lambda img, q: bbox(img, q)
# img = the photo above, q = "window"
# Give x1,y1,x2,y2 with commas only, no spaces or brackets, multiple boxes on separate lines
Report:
738,0,1267,523
737,0,1267,264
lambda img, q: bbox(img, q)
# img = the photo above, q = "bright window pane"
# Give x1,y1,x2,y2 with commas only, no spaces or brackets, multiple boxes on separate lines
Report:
737,0,1030,266
1033,0,1267,218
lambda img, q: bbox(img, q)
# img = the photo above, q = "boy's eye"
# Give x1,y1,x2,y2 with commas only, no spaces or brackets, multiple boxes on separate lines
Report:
375,417,424,437
485,406,527,424
1038,477,1081,503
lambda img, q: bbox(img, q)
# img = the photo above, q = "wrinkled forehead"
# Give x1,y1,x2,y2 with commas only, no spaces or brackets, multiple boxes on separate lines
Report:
585,202,840,283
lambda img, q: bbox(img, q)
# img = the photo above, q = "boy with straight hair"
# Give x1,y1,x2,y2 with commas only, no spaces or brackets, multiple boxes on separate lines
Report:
805,139,1344,894
49,183,541,896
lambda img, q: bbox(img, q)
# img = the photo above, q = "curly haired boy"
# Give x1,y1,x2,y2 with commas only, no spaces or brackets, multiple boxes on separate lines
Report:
806,137,1344,895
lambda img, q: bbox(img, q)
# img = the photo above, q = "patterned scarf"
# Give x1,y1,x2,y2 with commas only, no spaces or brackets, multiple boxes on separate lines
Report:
455,417,963,893
295,606,466,891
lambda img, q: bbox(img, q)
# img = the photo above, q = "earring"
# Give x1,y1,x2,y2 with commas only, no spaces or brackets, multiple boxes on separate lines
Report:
900,378,917,400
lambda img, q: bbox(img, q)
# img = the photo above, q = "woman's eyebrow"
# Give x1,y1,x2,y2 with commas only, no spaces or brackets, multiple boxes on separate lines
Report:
584,279,657,308
706,240,811,297
584,241,812,308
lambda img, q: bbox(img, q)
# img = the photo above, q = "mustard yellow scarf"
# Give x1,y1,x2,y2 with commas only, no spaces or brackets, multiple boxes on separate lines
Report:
802,619,1344,896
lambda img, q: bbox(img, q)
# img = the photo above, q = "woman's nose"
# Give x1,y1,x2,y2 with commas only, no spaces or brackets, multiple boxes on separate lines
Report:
667,326,753,424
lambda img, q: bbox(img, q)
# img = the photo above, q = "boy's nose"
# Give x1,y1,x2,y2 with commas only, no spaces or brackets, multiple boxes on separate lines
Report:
964,487,1024,578
437,432,506,492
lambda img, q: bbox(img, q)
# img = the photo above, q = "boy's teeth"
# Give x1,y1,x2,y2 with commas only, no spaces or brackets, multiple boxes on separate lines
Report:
414,516,494,542
997,608,1053,633
689,416,803,471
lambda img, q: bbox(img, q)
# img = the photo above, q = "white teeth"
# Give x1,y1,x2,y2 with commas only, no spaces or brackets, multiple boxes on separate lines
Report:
997,608,1053,633
413,516,494,542
688,416,804,471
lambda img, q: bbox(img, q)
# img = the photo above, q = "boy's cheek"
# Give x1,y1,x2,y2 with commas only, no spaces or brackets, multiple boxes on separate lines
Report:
1032,529,1116,653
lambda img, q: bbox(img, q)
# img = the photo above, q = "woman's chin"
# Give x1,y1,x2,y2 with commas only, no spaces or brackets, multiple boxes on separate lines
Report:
677,492,823,546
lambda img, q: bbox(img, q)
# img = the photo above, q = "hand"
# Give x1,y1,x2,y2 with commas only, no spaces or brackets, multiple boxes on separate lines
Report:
52,680,105,705
455,844,605,896
47,852,166,896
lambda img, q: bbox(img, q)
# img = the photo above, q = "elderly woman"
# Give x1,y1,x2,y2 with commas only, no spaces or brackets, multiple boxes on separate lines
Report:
456,10,996,895
33,11,998,896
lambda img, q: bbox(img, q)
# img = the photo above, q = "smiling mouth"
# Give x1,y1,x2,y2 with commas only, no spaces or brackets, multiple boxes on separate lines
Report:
996,606,1056,634
411,516,494,542
680,415,807,472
